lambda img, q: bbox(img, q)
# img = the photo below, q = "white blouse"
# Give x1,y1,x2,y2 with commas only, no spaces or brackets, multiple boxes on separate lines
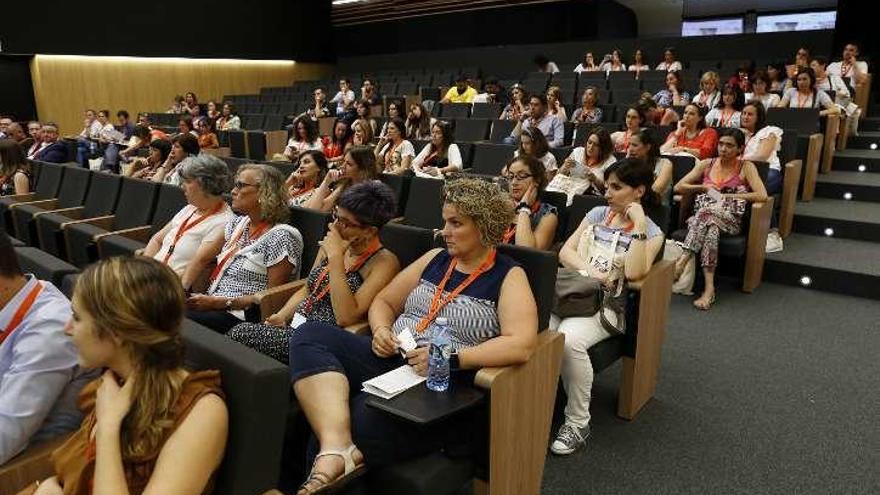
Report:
412,143,463,174
744,125,783,171
155,203,235,275
513,150,557,172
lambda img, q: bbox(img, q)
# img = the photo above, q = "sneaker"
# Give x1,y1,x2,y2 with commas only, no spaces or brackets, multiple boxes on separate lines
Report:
765,230,783,253
550,423,590,455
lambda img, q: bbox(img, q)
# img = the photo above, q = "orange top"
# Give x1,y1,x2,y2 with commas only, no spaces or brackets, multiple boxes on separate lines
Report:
51,370,224,495
198,133,220,149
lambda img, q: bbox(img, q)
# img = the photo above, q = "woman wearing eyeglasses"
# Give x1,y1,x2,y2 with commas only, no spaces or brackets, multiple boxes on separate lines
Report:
227,182,401,363
499,155,559,251
185,164,303,334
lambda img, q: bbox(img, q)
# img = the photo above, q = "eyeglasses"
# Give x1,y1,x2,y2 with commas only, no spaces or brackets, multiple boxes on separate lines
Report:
503,173,533,182
332,208,365,229
233,180,259,190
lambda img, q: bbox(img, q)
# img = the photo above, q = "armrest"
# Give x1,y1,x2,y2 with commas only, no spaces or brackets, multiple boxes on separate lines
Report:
253,279,307,321
1,192,36,202
618,259,673,420
473,330,564,495
837,116,850,150
778,159,803,238
821,114,839,174
60,214,115,231
8,198,57,210
0,433,72,495
388,216,405,224
94,225,152,244
801,134,823,201
742,197,774,293
34,206,84,221
854,73,872,119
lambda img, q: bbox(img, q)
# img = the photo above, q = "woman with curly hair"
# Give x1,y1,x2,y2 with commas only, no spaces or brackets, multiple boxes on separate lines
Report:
186,164,304,334
281,116,322,162
288,178,539,494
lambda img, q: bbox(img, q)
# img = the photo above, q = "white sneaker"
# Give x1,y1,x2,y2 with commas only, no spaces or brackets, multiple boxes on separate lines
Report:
550,423,590,455
765,230,783,253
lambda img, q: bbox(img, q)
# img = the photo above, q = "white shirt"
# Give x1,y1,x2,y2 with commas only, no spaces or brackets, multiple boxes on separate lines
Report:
574,64,602,73
705,108,742,128
0,276,90,464
827,60,868,88
745,93,781,110
656,61,683,72
693,91,721,109
330,90,356,114
378,140,416,168
81,119,103,139
514,149,557,172
744,125,783,171
285,138,323,154
155,203,235,275
541,62,560,74
412,143,462,175
564,148,615,180
628,64,651,72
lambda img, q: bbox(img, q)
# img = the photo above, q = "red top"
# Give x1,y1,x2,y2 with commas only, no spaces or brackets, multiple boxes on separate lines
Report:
668,127,718,160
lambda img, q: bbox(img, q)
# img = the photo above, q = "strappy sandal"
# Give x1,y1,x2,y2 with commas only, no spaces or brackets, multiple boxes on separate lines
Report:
673,254,690,281
693,293,716,311
297,444,366,495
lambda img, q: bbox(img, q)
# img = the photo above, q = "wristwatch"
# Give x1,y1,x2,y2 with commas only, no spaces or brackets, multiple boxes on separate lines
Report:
225,298,234,310
630,232,648,241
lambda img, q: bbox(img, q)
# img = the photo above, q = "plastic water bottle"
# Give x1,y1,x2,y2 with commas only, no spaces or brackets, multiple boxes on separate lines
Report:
426,317,452,392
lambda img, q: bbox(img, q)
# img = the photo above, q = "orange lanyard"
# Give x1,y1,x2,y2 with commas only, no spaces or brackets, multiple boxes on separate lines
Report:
503,201,541,243
164,203,225,263
719,109,734,127
415,249,497,333
620,130,632,151
0,282,43,345
209,220,270,282
303,238,382,313
604,210,634,232
841,62,852,78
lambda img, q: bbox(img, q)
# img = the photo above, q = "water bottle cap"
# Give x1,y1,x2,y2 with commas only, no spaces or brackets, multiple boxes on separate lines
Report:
436,317,448,326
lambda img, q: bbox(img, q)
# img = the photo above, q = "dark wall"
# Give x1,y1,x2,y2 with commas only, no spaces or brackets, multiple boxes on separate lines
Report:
1,0,332,62
833,0,875,65
334,0,637,58
0,56,37,122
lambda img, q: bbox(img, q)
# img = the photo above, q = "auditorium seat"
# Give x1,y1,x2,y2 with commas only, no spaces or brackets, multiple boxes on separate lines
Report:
96,184,187,259
379,223,438,268
34,172,122,259
401,176,445,230
10,167,92,245
0,161,65,234
228,131,248,159
471,102,502,120
439,103,470,120
13,246,79,287
488,120,516,143
453,118,490,142
470,143,516,176
767,108,824,201
64,178,159,267
379,173,411,217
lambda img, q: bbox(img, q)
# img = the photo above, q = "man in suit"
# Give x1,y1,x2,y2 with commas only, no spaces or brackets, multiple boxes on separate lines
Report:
34,124,69,163
5,123,34,153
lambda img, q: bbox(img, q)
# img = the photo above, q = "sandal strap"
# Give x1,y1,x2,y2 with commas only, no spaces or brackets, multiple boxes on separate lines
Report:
314,444,358,474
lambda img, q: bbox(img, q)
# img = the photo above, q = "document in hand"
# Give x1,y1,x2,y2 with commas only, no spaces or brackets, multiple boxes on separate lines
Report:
362,365,426,400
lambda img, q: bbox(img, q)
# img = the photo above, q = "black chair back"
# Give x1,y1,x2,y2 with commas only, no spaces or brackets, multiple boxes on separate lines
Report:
766,108,821,134
264,115,284,131
779,129,798,167
565,194,606,238
115,178,160,230
182,320,289,495
380,223,436,268
403,177,445,230
495,244,558,332
489,120,516,143
30,161,65,199
439,104,470,119
666,154,698,184
14,247,79,287
471,143,515,176
151,184,189,235
82,172,123,218
379,174,411,217
453,119,491,142
471,103,503,120
288,206,331,278
56,167,93,209
246,131,268,161
228,131,247,159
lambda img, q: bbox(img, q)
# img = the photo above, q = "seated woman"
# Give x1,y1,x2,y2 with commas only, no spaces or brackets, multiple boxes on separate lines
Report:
228,182,401,363
128,139,172,180
500,84,528,121
550,157,664,455
705,84,745,128
206,100,220,122
570,87,603,124
547,85,568,121
351,118,375,147
514,127,557,177
652,71,691,126
322,119,352,167
627,128,673,204
766,62,789,92
378,100,404,138
740,101,783,194
574,51,601,73
151,133,200,186
117,125,152,165
611,105,647,153
35,256,227,494
167,95,184,114
355,101,377,136
182,92,199,116
601,49,626,73
0,138,31,196
660,103,718,160
186,164,303,334
216,102,241,131
412,121,463,178
673,128,768,310
656,47,683,72
777,67,840,117
375,117,415,175
288,178,537,494
693,71,721,110
501,155,559,251
287,150,329,207
281,116,323,162
406,103,432,141
141,155,234,291
177,116,197,138
196,117,220,149
306,145,379,212
560,127,616,197
629,49,651,73
745,70,781,110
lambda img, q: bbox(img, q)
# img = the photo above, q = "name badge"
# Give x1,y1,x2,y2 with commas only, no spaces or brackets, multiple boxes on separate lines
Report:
290,313,308,329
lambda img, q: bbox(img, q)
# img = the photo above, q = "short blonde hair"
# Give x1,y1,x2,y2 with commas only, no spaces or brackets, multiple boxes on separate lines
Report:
238,164,290,225
444,178,514,246
700,71,719,89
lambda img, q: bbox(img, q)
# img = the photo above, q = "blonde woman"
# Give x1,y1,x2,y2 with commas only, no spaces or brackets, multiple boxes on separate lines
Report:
30,257,228,495
547,85,568,121
693,71,721,110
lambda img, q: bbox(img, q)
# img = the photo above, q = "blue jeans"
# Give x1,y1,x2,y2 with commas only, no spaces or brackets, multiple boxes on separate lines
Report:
289,322,479,470
502,135,518,145
766,168,782,195
102,144,121,172
75,137,93,167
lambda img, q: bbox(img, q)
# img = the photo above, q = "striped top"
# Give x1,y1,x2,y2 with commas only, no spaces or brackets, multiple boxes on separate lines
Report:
392,250,518,351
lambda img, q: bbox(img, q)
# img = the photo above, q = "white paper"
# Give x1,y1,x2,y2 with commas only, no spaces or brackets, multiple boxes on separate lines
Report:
362,365,426,400
397,327,418,353
290,312,307,329
707,187,723,203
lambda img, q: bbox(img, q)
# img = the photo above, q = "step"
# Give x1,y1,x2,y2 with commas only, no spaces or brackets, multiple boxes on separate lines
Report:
765,234,880,300
793,198,880,242
844,133,880,151
814,171,880,202
861,118,880,133
833,149,880,173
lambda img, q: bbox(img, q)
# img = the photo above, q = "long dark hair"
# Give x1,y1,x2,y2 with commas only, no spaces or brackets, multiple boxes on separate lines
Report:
631,128,661,167
0,138,27,179
407,103,431,140
743,100,768,133
293,115,319,143
604,157,660,209
330,119,352,146
518,127,550,158
429,121,454,158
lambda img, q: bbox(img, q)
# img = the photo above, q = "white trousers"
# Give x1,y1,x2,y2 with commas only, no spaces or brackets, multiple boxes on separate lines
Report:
550,312,613,429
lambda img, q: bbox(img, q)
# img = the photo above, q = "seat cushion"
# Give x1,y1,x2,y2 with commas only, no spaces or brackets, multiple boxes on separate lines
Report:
65,223,109,268
13,247,79,287
35,212,75,258
9,237,24,247
368,452,473,495
9,203,49,245
97,234,147,259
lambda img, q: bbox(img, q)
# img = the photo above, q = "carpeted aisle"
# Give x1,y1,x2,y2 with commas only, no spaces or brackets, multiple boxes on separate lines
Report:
541,282,880,494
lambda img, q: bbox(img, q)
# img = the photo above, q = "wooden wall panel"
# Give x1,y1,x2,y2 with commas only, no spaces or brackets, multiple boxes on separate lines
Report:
30,55,332,135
